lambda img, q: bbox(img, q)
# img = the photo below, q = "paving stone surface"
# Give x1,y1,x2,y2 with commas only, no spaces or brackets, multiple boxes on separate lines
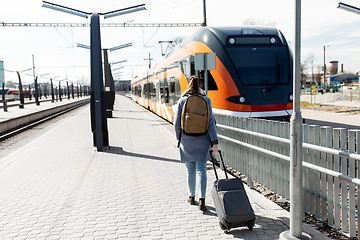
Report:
0,95,330,240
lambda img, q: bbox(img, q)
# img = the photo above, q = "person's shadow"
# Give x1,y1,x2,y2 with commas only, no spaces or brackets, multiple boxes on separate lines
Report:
106,146,183,164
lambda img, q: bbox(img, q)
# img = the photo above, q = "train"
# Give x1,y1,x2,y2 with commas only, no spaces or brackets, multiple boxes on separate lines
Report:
0,88,32,98
0,88,19,95
131,26,294,122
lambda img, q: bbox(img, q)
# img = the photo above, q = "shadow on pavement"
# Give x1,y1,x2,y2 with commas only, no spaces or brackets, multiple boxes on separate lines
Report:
107,146,183,164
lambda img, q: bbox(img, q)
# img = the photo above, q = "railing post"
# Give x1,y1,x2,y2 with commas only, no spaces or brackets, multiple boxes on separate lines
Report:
355,130,360,239
348,130,356,237
333,128,343,229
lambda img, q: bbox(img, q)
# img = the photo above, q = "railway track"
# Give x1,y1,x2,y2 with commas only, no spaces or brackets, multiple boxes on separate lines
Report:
0,99,89,142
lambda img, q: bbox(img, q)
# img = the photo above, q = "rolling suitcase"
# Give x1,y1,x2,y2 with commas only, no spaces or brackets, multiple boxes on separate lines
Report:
210,150,256,231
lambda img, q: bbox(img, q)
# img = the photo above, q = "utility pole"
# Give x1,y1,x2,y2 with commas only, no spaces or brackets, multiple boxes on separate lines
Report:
32,54,36,83
144,52,153,69
279,0,310,239
323,46,326,85
202,0,207,27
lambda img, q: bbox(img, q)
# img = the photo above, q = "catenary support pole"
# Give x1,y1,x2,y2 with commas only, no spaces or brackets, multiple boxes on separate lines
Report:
202,0,206,27
279,1,310,239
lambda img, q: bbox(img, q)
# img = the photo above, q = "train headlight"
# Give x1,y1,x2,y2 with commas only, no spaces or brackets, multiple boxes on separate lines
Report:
229,38,235,44
289,95,293,101
239,97,246,103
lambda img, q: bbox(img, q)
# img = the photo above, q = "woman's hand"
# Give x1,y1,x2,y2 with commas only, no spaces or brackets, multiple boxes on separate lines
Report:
212,144,219,154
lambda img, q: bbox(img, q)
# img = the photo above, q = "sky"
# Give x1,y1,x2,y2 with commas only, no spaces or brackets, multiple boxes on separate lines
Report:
1,0,360,86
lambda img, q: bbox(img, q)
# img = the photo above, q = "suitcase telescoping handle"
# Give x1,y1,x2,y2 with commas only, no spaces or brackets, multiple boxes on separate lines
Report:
209,150,228,180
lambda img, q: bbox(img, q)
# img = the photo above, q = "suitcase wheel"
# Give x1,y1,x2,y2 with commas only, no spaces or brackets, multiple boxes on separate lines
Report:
247,220,255,230
219,222,227,230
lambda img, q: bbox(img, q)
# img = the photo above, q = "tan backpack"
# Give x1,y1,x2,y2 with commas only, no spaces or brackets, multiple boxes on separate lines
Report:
181,93,210,135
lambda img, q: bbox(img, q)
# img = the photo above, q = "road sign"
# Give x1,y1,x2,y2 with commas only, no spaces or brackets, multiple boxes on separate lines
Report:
195,53,216,70
194,53,216,96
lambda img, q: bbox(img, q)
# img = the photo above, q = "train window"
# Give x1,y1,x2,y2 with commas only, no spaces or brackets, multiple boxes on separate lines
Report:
164,87,169,103
169,80,175,105
198,70,218,91
151,83,156,101
225,45,290,86
190,61,195,76
170,80,175,93
227,36,282,45
133,85,141,97
160,87,164,104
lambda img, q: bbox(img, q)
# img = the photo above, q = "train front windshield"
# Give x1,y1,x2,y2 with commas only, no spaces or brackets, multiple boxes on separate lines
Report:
224,36,290,87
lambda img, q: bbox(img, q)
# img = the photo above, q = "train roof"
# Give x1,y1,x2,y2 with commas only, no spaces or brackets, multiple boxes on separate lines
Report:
166,26,283,56
132,26,285,84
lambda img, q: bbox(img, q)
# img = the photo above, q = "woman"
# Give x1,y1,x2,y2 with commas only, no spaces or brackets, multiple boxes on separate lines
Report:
174,75,219,211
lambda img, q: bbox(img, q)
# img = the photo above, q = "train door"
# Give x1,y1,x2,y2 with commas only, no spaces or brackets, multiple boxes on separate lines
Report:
155,80,160,114
145,82,150,109
144,72,151,109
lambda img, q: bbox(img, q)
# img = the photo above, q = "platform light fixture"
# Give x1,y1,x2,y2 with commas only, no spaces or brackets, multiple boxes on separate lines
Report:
111,60,127,65
109,42,132,52
77,43,91,49
20,68,33,73
338,2,360,15
39,73,50,78
103,4,146,19
43,1,145,19
112,66,124,71
42,1,89,18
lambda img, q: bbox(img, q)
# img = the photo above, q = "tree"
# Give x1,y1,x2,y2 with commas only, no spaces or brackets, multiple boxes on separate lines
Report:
300,62,307,85
242,18,276,26
305,53,315,84
314,65,323,85
170,37,184,48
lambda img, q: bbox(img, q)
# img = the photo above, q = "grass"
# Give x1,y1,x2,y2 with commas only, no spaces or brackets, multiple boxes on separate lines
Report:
300,101,319,108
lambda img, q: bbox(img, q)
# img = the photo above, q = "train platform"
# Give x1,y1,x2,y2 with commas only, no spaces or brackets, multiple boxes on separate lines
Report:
0,97,90,124
0,97,90,135
0,94,330,240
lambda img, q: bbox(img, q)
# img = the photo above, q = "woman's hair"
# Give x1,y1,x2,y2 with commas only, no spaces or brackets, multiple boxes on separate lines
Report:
188,75,200,94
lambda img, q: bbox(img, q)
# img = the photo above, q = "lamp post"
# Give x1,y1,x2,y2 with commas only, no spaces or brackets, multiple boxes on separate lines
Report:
71,82,74,99
279,0,310,239
35,73,49,105
2,81,7,112
78,43,131,116
66,81,70,100
50,76,60,103
42,1,146,151
323,44,332,86
3,67,32,108
58,80,64,101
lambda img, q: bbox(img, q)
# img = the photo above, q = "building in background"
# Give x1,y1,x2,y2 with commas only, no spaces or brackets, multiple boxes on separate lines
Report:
115,80,131,92
0,61,4,86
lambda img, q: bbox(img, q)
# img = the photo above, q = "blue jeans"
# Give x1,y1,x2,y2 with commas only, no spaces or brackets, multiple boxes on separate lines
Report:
185,161,207,199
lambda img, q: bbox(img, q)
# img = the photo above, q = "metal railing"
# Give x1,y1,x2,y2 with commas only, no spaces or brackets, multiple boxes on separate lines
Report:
215,114,360,239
